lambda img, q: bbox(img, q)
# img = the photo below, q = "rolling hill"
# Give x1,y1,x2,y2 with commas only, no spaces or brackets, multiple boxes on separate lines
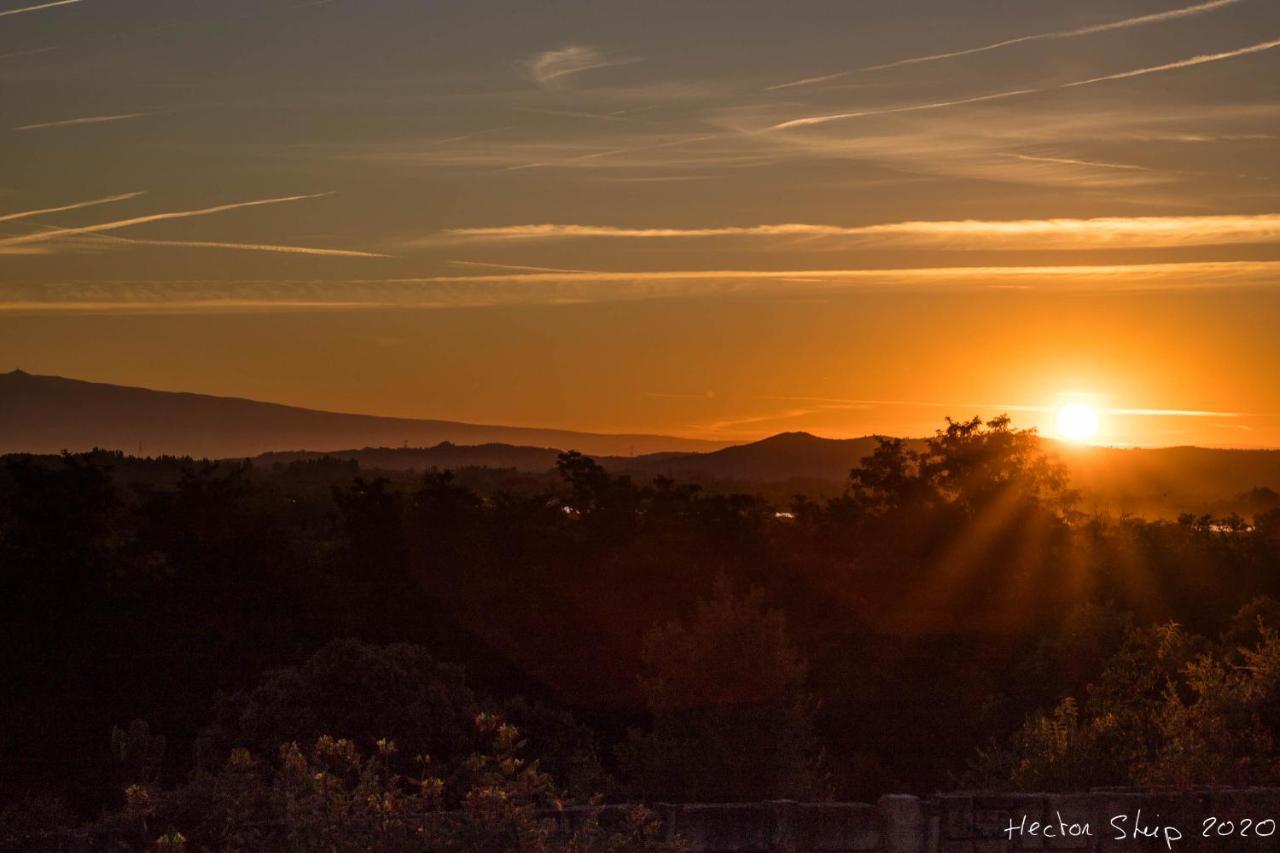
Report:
0,370,727,459
6,370,1279,518
258,433,1280,519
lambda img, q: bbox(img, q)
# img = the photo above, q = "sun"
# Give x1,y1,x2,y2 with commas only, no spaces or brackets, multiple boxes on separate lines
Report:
1055,402,1100,443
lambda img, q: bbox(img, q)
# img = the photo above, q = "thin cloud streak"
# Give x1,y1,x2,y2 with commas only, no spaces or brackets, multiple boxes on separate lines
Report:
765,71,857,92
438,214,1280,250
99,235,388,258
0,192,142,224
524,45,636,87
447,260,598,274
767,0,1245,89
1109,407,1253,418
393,259,1280,286
769,395,1251,419
0,193,332,248
770,36,1280,130
772,89,1039,130
1061,36,1280,88
861,0,1245,72
1011,154,1153,172
13,113,148,131
6,260,1280,315
0,0,80,18
0,300,383,315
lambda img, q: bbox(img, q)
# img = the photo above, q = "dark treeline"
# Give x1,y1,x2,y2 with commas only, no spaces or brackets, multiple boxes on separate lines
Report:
5,416,1280,846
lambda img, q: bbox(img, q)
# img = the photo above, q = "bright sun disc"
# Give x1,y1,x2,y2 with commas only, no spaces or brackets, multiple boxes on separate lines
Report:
1056,402,1100,443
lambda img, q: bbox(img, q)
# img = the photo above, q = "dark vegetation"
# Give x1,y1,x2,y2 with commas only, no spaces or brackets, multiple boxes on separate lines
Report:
4,416,1280,849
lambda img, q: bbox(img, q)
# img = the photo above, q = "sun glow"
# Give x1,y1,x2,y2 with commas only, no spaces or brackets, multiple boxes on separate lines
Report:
1056,402,1100,443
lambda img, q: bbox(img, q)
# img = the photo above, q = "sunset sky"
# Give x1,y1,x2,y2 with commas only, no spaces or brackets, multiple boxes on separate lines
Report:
3,0,1279,446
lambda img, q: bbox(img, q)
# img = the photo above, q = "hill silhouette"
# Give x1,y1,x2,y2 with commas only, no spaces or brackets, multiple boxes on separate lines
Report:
0,370,727,459
6,370,1279,516
619,432,1280,516
262,432,1280,518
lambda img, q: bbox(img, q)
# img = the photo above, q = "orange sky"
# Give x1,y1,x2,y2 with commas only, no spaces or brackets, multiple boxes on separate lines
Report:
2,0,1279,446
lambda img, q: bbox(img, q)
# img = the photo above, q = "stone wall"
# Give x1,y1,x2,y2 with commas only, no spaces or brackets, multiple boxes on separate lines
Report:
571,789,1280,852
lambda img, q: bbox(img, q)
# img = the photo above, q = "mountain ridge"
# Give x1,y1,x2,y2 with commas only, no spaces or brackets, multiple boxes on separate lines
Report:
0,370,728,459
6,371,1280,517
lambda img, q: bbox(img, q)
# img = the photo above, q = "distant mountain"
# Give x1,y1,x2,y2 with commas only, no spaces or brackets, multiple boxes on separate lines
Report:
257,443,565,473
0,370,727,459
616,431,884,483
254,432,881,485
279,432,1280,519
617,432,1280,517
1058,443,1280,516
7,370,1279,517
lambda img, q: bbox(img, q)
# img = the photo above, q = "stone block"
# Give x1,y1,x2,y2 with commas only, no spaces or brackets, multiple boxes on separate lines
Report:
794,802,883,851
674,803,775,851
880,794,926,853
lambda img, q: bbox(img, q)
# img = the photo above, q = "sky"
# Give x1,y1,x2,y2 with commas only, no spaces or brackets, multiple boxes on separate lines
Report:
2,0,1279,447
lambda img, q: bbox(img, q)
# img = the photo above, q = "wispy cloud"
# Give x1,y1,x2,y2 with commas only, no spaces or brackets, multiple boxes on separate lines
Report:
13,112,149,132
523,45,636,87
768,395,1251,419
765,71,862,92
0,193,331,249
0,299,381,315
768,0,1245,89
0,0,80,18
713,99,1279,189
1061,36,1280,88
699,408,826,434
0,191,142,224
436,214,1280,250
862,0,1245,72
93,234,387,258
5,260,1279,315
1010,153,1154,173
1108,407,1253,418
392,259,1280,288
447,259,597,274
771,88,1039,130
770,36,1280,130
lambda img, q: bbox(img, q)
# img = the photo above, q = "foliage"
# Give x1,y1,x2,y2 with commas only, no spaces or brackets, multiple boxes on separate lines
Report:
850,415,1075,518
3,415,1280,812
205,639,606,804
970,604,1280,789
623,578,824,801
3,718,682,853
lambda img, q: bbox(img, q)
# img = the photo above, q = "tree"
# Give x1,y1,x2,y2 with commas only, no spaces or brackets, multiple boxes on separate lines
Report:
970,605,1280,790
207,639,485,794
27,717,683,853
623,578,823,801
849,416,1075,518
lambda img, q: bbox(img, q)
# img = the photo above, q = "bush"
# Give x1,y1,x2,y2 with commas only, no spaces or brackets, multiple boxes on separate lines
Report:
6,716,682,853
623,578,824,801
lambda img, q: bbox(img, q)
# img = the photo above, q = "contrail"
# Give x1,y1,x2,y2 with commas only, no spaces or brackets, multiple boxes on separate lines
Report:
860,0,1244,72
0,193,331,248
770,35,1280,130
766,0,1246,89
103,235,387,258
0,192,143,225
440,214,1280,249
1061,36,1280,87
767,395,1251,419
384,259,1280,285
0,0,80,18
1012,154,1152,172
771,88,1038,130
14,112,148,131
